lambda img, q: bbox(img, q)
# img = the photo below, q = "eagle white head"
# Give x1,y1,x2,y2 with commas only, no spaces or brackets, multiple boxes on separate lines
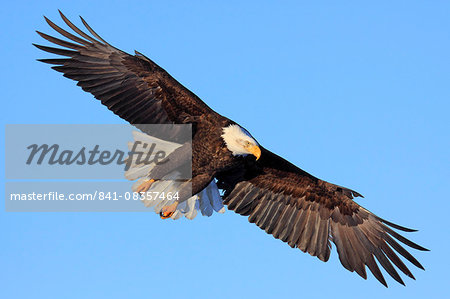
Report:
221,124,261,160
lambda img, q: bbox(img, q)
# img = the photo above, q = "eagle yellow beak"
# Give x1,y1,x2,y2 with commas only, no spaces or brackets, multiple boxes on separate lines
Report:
247,145,261,161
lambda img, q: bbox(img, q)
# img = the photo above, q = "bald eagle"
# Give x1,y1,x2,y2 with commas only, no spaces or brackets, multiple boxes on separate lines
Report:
35,11,428,287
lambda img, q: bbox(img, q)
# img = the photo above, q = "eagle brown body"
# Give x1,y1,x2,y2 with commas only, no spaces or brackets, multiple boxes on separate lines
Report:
35,11,428,287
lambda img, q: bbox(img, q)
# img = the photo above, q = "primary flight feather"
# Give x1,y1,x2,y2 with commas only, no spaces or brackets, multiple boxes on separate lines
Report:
35,11,428,287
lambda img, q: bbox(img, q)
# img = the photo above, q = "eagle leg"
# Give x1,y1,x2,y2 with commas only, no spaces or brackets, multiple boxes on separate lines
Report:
160,201,179,219
136,179,155,193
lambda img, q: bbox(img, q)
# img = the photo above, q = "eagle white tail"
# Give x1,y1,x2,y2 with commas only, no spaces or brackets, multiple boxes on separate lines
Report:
125,131,225,219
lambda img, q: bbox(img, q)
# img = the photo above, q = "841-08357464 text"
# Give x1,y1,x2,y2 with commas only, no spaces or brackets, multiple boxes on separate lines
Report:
8,191,180,201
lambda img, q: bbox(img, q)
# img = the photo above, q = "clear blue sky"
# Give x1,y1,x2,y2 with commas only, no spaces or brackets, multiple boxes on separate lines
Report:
1,1,449,298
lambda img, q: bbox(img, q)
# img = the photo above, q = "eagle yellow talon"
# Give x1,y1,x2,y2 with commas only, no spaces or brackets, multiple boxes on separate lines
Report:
160,201,179,219
136,179,155,193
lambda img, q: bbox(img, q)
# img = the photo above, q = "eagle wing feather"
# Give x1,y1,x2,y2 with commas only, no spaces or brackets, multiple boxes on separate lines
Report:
218,147,428,287
34,11,219,130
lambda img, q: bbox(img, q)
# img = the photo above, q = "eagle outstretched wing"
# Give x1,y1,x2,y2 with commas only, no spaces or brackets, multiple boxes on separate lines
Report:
217,147,428,287
34,11,218,132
